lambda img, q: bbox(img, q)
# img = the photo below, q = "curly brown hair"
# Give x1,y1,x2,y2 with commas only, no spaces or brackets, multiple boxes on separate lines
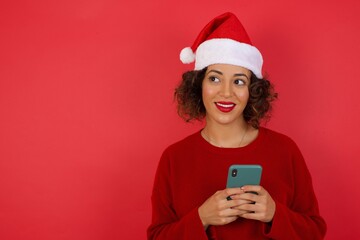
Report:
174,67,278,129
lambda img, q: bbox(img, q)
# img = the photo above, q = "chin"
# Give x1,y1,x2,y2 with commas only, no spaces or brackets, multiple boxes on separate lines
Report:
214,116,240,125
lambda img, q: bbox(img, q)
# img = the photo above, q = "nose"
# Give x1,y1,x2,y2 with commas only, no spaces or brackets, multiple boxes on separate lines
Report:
220,81,232,98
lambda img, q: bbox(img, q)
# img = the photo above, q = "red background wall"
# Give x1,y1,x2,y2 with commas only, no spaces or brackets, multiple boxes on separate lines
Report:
1,0,359,239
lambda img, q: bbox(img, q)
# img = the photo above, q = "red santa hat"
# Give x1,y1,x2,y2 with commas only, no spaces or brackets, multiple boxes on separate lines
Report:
180,12,263,79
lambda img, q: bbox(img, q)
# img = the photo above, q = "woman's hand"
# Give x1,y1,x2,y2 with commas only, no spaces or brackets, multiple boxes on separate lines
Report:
233,185,276,223
198,188,253,229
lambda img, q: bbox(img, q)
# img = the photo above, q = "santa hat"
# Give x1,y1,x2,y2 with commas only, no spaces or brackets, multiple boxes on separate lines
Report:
180,12,263,79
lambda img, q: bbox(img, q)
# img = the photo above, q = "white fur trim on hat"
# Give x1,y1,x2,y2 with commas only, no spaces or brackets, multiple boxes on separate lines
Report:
195,38,263,78
180,47,195,64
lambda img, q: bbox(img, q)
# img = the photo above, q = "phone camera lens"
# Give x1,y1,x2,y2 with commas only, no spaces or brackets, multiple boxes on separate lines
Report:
232,169,237,177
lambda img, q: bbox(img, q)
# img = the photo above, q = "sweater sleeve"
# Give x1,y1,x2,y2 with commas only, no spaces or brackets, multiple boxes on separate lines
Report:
147,149,208,240
263,141,327,240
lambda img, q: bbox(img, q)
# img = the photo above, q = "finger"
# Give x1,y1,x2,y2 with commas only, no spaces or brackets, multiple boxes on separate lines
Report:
214,197,249,212
239,212,263,221
218,188,244,200
240,208,273,223
238,210,253,215
221,208,246,218
231,207,255,215
228,194,250,200
221,188,244,199
222,199,248,211
241,185,265,195
236,192,259,203
227,198,254,207
235,202,259,213
238,202,263,216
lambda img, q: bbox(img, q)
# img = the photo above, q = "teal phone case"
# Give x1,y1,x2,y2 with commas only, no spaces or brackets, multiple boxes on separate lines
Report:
226,164,262,188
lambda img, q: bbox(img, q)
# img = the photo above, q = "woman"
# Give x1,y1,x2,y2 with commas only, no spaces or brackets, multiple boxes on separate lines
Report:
148,12,326,240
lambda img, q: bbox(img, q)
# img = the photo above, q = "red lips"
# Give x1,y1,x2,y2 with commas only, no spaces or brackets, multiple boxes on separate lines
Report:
215,101,236,113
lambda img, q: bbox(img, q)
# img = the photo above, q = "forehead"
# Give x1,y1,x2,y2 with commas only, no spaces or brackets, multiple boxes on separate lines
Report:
206,64,251,75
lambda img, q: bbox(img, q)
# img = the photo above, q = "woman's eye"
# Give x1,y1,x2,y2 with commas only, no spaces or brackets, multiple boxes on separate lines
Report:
209,76,220,82
234,79,245,86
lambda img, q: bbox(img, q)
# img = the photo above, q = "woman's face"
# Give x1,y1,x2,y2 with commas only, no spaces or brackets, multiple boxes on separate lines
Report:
202,64,251,126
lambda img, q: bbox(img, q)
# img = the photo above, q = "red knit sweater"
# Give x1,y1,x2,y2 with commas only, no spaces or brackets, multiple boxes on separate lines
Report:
148,127,326,239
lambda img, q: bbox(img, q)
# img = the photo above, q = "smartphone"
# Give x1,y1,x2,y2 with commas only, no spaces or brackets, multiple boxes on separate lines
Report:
226,164,262,188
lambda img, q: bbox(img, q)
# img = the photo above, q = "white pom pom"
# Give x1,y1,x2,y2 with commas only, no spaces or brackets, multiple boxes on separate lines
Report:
180,47,195,64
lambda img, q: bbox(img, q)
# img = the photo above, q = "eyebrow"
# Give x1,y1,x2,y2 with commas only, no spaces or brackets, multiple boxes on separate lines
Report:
207,69,250,80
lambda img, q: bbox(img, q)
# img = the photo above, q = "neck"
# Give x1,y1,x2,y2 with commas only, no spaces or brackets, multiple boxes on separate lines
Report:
202,118,249,148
